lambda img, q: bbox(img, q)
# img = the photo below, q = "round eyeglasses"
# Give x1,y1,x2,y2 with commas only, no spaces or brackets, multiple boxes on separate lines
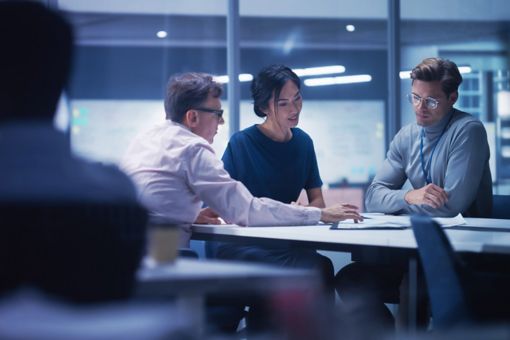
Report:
407,93,439,110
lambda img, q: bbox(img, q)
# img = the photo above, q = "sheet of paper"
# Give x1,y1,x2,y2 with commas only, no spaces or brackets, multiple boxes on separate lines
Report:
330,213,466,230
433,213,466,227
192,223,239,228
331,214,409,229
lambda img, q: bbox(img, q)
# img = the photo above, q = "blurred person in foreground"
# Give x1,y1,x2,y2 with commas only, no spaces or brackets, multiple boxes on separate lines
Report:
0,1,140,302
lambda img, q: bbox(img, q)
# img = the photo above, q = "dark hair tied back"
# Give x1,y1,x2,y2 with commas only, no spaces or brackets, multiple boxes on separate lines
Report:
251,64,300,118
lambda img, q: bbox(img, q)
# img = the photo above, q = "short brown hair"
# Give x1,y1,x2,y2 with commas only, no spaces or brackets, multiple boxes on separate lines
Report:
164,73,223,122
410,58,463,97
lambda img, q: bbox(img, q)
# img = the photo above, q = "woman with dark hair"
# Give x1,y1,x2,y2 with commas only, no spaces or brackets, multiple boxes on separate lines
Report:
207,65,358,329
224,64,328,209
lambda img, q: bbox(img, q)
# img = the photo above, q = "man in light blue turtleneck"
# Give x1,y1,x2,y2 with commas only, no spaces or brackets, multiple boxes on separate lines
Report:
336,58,493,331
365,57,492,217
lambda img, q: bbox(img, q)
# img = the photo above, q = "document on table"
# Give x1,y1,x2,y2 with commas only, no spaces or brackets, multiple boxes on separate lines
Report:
330,213,466,230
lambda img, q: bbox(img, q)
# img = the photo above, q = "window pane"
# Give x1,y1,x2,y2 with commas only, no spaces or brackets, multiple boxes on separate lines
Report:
57,1,227,163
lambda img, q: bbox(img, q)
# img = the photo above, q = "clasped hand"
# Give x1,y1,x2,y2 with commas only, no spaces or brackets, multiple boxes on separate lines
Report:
405,183,448,208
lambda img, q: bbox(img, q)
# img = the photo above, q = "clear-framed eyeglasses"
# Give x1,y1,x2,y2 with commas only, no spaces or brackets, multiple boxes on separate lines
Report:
407,93,439,110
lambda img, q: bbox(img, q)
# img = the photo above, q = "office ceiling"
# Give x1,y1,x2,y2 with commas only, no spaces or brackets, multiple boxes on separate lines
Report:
63,12,510,50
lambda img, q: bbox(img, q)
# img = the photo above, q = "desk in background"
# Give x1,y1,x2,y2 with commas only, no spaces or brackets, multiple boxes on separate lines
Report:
136,258,322,337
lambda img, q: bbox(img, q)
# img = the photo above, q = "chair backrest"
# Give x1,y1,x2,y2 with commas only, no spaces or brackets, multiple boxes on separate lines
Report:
410,215,472,329
491,195,510,219
0,201,148,303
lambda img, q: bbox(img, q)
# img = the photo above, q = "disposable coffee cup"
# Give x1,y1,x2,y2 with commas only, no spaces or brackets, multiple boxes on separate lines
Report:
147,220,180,264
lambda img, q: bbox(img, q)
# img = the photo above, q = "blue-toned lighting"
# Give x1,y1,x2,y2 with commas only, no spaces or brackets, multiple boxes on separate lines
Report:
400,65,472,79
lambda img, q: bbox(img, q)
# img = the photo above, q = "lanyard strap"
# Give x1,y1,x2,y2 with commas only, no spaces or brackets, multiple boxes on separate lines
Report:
420,113,454,184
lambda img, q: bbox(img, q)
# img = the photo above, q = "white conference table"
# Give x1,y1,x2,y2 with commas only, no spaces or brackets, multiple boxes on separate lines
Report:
190,217,510,255
191,216,510,332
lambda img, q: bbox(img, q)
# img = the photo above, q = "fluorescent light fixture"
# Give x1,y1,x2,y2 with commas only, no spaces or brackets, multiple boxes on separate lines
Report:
458,66,472,74
304,74,372,86
214,65,348,84
346,24,356,32
214,73,253,83
156,30,167,38
399,65,472,79
292,65,346,77
399,71,411,79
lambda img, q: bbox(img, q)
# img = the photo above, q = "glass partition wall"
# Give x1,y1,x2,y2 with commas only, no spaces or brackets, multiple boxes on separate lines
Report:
56,1,228,162
54,0,510,200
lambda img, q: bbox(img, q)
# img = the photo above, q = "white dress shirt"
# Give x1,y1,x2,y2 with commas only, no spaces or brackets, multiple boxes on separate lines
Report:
121,120,321,246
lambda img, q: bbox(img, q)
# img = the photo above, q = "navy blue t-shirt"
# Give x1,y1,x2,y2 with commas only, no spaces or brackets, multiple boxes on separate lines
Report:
222,125,323,203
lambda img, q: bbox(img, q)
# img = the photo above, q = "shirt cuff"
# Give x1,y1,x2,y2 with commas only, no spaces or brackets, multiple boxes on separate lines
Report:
304,206,321,224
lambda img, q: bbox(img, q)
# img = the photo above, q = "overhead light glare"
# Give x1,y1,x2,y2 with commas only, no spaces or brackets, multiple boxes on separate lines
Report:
293,65,346,77
156,30,167,39
346,24,356,32
304,74,372,86
399,71,411,79
400,65,472,79
214,73,253,84
458,66,472,74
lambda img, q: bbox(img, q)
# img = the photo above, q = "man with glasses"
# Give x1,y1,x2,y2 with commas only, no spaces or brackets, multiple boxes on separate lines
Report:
365,57,492,217
335,58,492,330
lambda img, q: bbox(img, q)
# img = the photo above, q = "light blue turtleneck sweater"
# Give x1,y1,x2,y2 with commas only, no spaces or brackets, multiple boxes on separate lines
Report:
365,108,492,217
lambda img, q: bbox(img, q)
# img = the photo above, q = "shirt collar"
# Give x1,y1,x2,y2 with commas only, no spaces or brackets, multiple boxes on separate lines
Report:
422,108,455,138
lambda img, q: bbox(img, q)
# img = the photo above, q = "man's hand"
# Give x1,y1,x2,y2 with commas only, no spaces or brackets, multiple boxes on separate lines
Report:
404,183,448,208
320,203,363,223
194,207,222,224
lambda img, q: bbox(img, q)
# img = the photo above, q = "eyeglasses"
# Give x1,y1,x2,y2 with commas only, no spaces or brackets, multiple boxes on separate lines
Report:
407,93,440,110
193,107,224,118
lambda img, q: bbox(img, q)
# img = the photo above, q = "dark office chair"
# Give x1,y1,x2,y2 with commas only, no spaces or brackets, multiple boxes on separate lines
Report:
411,215,510,329
491,195,510,219
0,201,148,303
